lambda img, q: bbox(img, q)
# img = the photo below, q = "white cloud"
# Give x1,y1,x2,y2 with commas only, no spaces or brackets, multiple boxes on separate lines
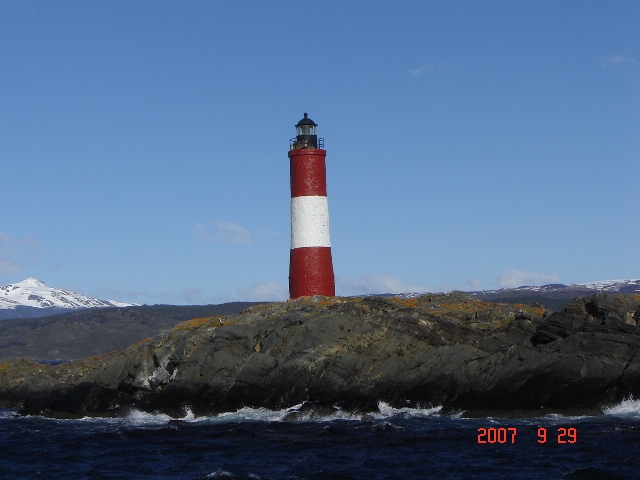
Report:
91,286,151,303
164,287,232,305
336,274,430,296
95,279,288,306
459,278,482,291
496,269,560,289
237,280,288,302
0,260,22,276
410,63,451,76
0,232,39,280
91,284,223,306
605,54,625,66
602,53,638,67
194,222,251,244
411,65,432,75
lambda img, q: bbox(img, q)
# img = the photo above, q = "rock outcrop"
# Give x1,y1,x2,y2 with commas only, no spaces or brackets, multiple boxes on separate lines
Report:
1,293,639,418
0,302,263,362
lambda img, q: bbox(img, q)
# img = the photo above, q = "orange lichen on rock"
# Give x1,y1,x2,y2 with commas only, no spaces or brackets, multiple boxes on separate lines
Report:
390,297,419,308
126,337,151,350
172,316,226,331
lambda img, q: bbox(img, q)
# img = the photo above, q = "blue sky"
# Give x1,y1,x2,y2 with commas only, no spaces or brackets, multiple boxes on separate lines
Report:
1,1,638,304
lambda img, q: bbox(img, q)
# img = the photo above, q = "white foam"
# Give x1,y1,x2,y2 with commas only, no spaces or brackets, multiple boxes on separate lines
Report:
268,401,443,423
71,408,176,426
603,396,640,417
374,401,442,419
0,409,18,419
540,413,591,422
286,407,365,422
117,402,444,424
18,401,446,425
206,470,234,478
212,405,297,423
207,471,260,479
125,408,174,424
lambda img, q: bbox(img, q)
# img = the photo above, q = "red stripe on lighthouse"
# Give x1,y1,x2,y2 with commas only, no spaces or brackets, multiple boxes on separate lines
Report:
289,247,335,298
289,148,327,197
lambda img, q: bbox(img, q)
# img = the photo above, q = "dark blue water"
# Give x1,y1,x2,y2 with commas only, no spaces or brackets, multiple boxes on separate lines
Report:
1,400,639,479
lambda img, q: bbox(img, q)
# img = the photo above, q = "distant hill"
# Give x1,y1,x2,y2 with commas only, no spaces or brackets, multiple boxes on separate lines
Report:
0,278,136,320
392,279,640,311
0,302,264,363
467,279,640,311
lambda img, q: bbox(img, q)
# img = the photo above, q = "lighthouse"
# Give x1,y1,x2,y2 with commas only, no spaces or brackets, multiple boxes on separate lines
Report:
288,113,335,298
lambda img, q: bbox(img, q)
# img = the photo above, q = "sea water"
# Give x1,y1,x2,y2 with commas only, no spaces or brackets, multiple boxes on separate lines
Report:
1,399,640,479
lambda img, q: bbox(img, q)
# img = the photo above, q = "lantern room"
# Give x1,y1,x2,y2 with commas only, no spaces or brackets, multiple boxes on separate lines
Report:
291,113,323,150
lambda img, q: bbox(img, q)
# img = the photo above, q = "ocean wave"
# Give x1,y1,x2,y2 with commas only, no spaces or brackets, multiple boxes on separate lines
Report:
603,396,640,417
13,397,640,425
205,470,261,479
230,401,442,423
374,401,442,419
66,401,445,426
0,408,18,419
538,413,593,423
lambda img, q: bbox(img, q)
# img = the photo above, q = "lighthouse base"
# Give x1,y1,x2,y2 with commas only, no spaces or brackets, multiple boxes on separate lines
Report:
289,246,335,298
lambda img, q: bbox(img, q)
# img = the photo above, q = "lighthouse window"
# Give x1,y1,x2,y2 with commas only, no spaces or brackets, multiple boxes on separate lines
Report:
297,125,316,136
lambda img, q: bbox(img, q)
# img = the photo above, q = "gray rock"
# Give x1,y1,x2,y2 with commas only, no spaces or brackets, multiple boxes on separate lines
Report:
0,293,639,417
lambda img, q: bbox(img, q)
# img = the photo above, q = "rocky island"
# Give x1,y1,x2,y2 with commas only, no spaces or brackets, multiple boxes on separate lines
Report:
0,292,639,418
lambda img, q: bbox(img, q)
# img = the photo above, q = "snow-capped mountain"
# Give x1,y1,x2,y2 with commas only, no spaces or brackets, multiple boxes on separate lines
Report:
473,279,640,295
464,279,640,311
572,279,640,293
0,278,136,319
394,279,640,311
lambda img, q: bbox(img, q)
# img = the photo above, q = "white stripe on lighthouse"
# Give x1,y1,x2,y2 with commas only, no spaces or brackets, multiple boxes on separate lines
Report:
291,196,331,249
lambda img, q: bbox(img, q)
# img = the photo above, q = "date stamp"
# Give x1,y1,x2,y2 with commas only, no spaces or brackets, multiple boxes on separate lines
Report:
477,427,577,444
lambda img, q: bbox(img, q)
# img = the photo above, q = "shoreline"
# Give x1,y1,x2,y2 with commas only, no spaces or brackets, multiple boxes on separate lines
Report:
1,292,639,419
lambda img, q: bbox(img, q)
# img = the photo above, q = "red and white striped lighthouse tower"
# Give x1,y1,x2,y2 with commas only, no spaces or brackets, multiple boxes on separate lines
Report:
288,113,335,298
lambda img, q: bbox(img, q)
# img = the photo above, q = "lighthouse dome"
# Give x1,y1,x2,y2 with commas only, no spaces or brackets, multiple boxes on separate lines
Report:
291,113,323,149
295,112,317,127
